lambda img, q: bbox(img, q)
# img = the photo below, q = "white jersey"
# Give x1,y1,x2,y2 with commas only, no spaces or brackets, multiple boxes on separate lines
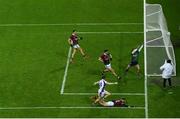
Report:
160,63,173,79
98,79,107,92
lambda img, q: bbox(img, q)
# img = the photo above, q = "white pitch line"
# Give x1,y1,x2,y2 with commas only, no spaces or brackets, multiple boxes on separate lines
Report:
0,23,143,26
60,47,72,94
63,93,145,96
144,0,149,118
0,106,145,110
78,32,143,34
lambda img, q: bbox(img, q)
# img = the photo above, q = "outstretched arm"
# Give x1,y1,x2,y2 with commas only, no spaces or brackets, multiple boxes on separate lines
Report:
138,44,144,52
93,81,99,85
98,57,103,62
106,81,118,85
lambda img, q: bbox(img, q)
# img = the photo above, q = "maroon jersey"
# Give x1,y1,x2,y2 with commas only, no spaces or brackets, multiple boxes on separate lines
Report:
70,34,78,45
100,53,111,65
113,99,126,107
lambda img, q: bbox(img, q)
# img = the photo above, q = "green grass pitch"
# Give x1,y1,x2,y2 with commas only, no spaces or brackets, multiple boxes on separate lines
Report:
0,0,179,118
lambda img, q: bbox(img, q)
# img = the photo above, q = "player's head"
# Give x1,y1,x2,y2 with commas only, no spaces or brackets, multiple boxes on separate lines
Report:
167,59,171,64
104,49,109,54
72,29,77,35
101,75,106,79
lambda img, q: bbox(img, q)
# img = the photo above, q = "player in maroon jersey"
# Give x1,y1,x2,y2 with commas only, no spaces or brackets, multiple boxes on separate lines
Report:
98,49,121,80
68,30,86,63
91,96,129,107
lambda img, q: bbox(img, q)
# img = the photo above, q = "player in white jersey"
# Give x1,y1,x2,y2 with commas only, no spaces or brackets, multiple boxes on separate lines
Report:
93,75,117,104
160,59,174,88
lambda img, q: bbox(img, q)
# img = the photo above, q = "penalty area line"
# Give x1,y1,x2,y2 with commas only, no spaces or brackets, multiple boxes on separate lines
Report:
60,47,72,94
63,93,145,96
0,106,145,110
78,32,143,34
0,23,143,27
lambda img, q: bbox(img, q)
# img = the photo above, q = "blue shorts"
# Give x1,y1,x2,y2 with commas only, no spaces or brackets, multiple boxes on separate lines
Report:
130,61,138,66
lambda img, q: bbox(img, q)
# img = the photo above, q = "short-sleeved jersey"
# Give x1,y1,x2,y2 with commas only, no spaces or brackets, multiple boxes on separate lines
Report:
100,53,111,65
98,79,107,92
113,99,126,107
131,49,139,63
70,34,78,45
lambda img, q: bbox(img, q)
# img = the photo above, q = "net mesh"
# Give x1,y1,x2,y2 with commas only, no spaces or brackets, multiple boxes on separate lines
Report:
146,4,176,76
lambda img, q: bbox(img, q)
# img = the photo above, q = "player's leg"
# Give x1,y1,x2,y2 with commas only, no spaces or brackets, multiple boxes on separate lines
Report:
135,64,140,75
95,90,105,104
125,64,131,72
104,90,111,99
70,48,77,63
109,67,121,79
77,45,86,58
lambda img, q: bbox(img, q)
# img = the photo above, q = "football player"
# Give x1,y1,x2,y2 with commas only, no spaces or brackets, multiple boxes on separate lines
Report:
125,45,143,75
68,30,86,63
99,49,121,79
93,75,117,104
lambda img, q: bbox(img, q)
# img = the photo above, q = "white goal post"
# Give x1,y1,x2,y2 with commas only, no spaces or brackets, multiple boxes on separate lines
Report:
145,4,176,76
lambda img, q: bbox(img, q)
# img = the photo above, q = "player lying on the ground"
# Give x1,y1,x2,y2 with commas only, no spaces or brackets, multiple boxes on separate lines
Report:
68,29,87,63
91,96,129,107
99,49,121,80
125,44,143,75
93,75,118,104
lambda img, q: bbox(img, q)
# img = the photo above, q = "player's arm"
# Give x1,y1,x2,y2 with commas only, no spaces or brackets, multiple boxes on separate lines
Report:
108,53,112,61
106,81,118,85
68,38,73,47
93,81,99,85
98,57,103,62
138,44,144,52
160,60,167,70
77,36,83,40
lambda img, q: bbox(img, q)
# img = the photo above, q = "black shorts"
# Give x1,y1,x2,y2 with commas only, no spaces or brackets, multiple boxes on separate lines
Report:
129,61,138,66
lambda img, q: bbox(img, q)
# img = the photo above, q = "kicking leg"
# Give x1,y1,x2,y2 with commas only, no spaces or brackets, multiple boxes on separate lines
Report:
109,68,121,79
78,47,86,58
70,48,77,63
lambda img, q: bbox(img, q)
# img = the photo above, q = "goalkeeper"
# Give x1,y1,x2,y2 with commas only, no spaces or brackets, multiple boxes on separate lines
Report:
68,30,86,63
125,44,143,75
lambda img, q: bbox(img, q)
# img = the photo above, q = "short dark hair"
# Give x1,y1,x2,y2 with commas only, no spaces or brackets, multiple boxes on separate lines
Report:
72,29,76,32
167,59,171,63
104,49,108,53
102,75,105,79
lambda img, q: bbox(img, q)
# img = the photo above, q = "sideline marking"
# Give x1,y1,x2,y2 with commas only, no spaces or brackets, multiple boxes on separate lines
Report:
0,106,145,110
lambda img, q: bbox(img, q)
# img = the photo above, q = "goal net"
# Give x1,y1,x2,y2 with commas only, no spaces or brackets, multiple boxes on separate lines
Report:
145,4,176,76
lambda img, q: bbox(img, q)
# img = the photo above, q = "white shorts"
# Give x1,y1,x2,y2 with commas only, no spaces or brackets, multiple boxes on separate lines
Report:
106,101,114,107
98,89,108,98
105,64,111,69
73,44,80,49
